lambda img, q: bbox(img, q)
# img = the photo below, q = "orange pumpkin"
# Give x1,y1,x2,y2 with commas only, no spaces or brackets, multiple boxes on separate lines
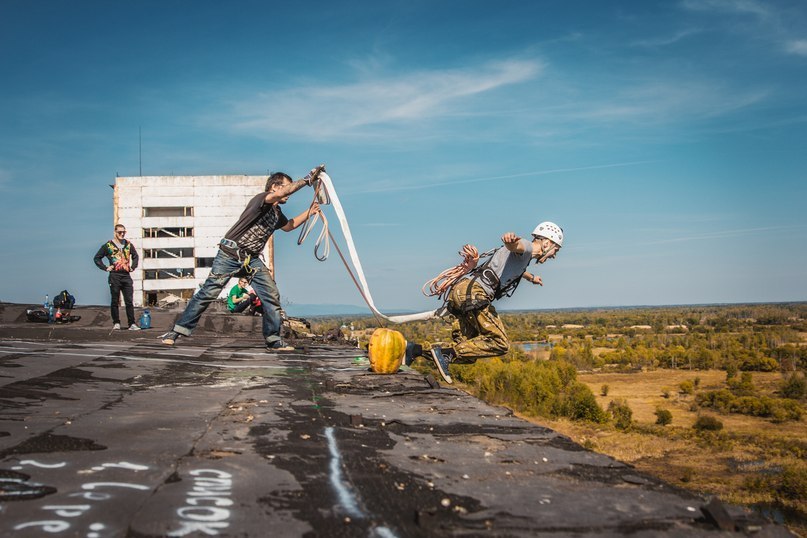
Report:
367,328,406,374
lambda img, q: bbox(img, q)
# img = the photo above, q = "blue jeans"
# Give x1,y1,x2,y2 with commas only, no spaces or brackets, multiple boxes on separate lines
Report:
172,250,283,345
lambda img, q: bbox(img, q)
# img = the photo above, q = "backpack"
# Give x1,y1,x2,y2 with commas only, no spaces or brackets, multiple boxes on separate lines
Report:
53,290,76,309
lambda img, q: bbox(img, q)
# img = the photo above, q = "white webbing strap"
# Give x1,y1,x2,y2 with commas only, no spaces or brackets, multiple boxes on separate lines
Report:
315,172,439,323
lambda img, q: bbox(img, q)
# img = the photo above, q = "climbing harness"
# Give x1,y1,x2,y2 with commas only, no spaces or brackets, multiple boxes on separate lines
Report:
297,172,441,324
218,238,258,280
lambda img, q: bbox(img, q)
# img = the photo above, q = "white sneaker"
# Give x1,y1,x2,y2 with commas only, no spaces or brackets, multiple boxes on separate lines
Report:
128,324,141,331
112,323,121,330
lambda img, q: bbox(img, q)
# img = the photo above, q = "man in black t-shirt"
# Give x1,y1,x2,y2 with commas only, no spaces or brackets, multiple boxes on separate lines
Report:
161,167,323,351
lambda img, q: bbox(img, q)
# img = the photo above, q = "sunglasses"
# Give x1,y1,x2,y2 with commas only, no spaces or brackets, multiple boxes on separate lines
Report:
116,230,127,234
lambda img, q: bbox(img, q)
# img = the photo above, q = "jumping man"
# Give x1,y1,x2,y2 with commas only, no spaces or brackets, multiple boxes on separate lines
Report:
407,222,564,383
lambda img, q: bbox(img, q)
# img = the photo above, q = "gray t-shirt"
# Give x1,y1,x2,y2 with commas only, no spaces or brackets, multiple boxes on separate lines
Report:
474,240,533,299
223,192,289,255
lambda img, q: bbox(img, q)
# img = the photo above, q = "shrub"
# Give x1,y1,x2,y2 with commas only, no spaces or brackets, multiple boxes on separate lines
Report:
780,373,807,400
679,380,695,396
553,382,608,423
661,387,671,399
655,408,673,426
600,384,609,396
744,463,807,505
454,358,607,423
696,388,734,412
729,371,755,397
725,361,738,380
697,390,803,422
739,353,779,372
608,399,633,430
730,396,767,416
693,415,724,431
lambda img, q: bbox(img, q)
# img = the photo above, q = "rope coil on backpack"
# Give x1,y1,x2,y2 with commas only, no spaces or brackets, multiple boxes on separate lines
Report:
421,244,481,301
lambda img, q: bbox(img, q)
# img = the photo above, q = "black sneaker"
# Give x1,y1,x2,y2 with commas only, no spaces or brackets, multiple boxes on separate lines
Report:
266,340,295,352
404,342,423,366
430,346,453,384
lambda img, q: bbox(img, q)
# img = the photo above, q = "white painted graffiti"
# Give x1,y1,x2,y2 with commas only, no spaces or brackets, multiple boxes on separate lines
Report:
167,469,233,537
89,461,150,472
11,460,67,470
11,461,150,535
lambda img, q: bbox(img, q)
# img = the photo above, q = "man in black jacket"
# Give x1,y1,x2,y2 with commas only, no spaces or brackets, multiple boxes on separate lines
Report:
93,224,140,330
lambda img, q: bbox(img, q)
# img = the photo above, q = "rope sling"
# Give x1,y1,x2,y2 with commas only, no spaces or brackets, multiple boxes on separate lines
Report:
296,172,449,325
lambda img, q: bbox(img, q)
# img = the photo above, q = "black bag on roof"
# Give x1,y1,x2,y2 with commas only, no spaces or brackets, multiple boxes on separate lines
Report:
53,290,76,309
26,309,50,323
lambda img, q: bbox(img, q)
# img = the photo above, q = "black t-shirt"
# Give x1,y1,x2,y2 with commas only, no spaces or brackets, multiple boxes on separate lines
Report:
223,192,289,255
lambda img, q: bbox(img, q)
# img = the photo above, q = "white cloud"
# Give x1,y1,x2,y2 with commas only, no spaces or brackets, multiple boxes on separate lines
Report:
680,0,771,19
632,29,701,47
785,39,807,56
226,59,543,140
554,80,769,126
352,161,657,194
680,0,807,58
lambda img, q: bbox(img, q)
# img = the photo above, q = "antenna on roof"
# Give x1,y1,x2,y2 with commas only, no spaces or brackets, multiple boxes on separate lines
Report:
139,126,142,177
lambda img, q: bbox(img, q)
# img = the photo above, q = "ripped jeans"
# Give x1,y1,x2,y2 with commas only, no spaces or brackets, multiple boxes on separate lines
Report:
172,249,283,345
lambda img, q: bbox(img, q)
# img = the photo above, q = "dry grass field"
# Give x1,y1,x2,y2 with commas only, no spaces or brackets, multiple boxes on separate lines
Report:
528,369,806,534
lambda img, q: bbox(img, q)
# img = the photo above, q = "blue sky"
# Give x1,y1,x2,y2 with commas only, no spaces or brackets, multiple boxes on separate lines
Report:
1,0,805,312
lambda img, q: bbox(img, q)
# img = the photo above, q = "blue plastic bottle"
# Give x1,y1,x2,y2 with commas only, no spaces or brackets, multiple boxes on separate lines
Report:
139,309,151,329
48,303,55,323
44,294,49,309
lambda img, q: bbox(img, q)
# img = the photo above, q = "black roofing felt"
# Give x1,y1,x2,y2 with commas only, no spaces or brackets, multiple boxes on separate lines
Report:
0,304,791,536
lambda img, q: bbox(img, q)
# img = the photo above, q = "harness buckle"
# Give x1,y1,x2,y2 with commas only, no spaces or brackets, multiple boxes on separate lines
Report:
219,238,239,250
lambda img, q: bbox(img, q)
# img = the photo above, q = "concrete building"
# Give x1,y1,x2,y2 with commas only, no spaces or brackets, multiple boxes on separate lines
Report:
113,175,267,307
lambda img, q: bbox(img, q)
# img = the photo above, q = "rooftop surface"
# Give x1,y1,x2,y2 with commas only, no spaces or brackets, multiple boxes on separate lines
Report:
0,303,791,537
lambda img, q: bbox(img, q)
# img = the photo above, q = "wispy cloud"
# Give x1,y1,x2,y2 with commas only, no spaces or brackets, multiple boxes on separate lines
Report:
570,225,806,253
631,28,701,47
353,160,657,194
680,0,772,19
558,80,769,125
227,59,543,140
680,0,807,58
785,39,807,56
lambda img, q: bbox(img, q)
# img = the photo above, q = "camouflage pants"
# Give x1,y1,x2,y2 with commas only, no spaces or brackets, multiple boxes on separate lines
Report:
447,279,510,364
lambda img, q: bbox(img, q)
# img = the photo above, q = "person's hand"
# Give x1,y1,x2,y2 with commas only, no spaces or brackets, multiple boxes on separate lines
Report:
502,232,520,245
461,244,479,268
106,266,114,272
532,275,543,286
304,164,326,186
309,201,321,215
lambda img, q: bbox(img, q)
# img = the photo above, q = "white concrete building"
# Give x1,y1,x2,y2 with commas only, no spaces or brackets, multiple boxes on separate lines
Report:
113,175,268,307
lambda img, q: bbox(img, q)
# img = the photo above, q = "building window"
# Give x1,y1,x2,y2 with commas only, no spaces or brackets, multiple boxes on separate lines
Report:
143,268,195,280
143,206,194,217
143,227,194,238
144,247,195,259
195,257,215,268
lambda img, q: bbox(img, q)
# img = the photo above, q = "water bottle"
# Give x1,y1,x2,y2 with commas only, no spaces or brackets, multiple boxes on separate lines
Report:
139,309,151,329
48,303,55,323
44,294,49,309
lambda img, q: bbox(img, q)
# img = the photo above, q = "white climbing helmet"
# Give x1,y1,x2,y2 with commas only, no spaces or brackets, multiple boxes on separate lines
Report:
532,221,564,248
